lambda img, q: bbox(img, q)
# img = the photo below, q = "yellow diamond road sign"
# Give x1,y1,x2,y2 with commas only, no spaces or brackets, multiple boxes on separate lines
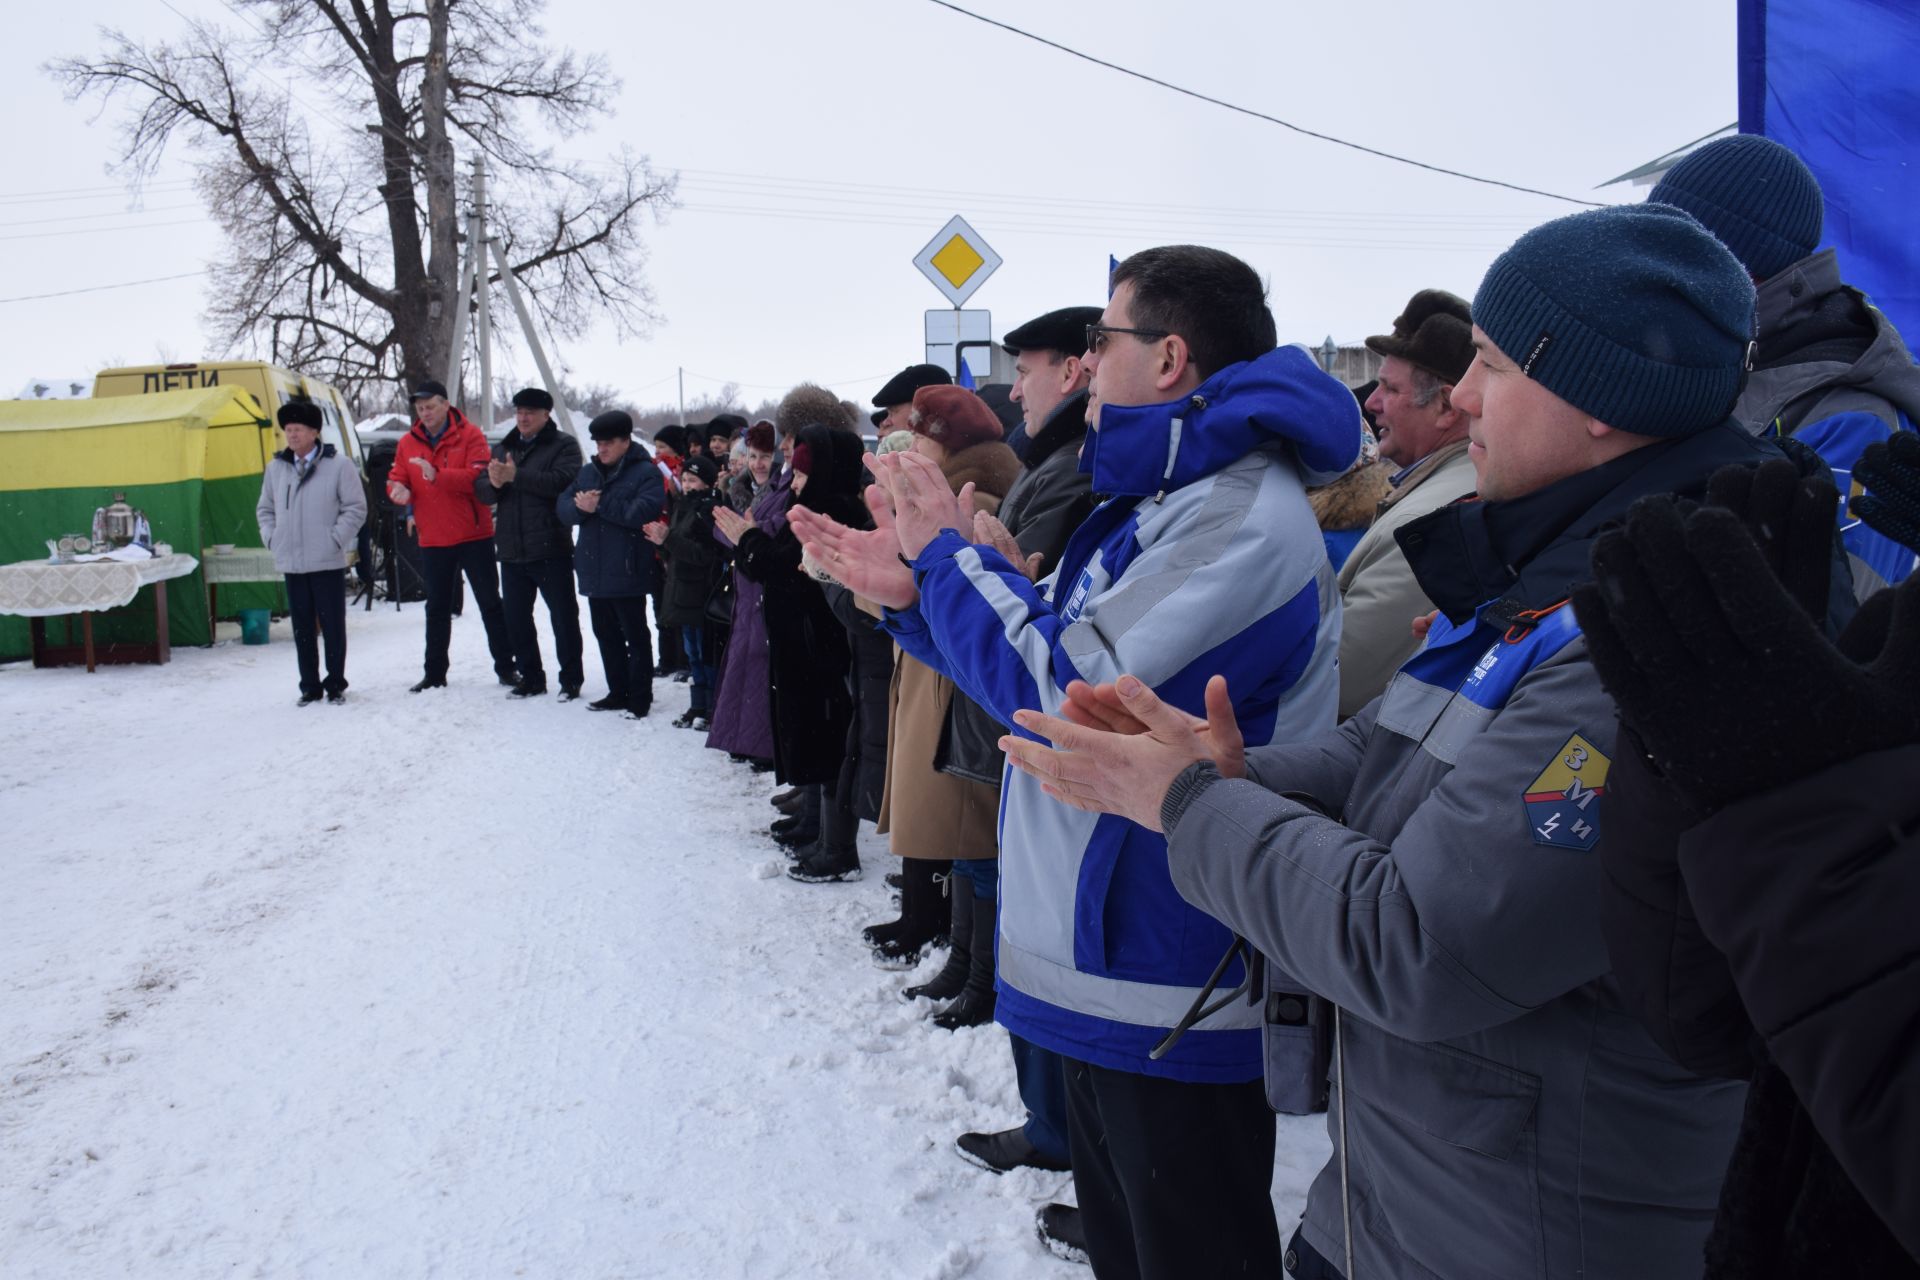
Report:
914,215,1001,307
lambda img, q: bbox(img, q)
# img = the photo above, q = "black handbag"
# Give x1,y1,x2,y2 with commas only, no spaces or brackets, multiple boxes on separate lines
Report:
703,571,735,628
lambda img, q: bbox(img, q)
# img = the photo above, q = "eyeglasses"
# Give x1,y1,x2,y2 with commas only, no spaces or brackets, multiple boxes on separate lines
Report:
1085,323,1171,355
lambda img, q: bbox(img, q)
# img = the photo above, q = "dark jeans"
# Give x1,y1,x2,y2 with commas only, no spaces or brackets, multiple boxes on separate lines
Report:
587,594,654,712
285,568,348,697
421,539,514,682
1064,1057,1281,1280
1012,1033,1072,1167
501,554,584,691
680,625,717,715
950,857,997,901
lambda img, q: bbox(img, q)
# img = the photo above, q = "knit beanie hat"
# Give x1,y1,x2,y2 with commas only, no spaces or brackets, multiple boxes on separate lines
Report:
1648,135,1824,281
682,454,720,488
1471,203,1755,438
909,385,1003,452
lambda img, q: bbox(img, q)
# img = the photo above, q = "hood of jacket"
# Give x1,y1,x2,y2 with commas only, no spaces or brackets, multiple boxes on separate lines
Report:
410,405,477,448
1397,420,1781,628
792,424,869,527
941,439,1023,504
1310,460,1393,532
1025,388,1091,471
273,442,339,466
1083,344,1362,498
1748,249,1920,428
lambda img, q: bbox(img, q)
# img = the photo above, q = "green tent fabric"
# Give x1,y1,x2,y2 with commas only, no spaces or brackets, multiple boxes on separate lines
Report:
0,387,285,659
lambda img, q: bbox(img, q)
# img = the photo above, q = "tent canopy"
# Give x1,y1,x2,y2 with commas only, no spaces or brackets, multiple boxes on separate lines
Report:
0,386,283,658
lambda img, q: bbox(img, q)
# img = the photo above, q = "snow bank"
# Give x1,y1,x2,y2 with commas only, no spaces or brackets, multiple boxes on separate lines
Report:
0,602,1328,1276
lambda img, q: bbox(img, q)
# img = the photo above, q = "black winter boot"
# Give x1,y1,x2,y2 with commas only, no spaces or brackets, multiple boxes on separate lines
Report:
932,891,997,1030
772,785,821,848
788,785,861,883
863,858,950,968
903,885,972,1002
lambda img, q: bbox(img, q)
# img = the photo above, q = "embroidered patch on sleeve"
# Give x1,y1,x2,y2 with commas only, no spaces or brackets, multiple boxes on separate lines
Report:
1523,733,1611,850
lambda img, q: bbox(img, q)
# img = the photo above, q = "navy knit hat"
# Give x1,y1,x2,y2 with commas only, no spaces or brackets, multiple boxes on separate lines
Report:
1648,135,1824,281
1471,204,1755,438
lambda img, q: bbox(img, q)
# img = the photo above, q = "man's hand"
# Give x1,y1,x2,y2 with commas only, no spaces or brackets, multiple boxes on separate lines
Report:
387,480,412,506
1001,675,1247,831
487,457,515,488
867,451,975,561
788,488,919,609
574,489,601,514
409,456,437,483
973,510,1044,581
643,519,667,545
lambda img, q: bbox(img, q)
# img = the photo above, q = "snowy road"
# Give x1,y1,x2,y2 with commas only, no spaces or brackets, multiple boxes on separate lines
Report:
1,602,1328,1278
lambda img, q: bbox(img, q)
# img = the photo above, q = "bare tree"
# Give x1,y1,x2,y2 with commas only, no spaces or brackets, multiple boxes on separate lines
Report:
52,0,676,400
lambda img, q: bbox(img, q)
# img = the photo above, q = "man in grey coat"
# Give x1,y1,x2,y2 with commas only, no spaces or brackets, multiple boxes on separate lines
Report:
256,401,367,704
1001,205,1776,1279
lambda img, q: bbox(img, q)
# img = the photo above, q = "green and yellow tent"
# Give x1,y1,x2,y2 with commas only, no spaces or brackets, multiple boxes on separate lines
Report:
0,387,287,658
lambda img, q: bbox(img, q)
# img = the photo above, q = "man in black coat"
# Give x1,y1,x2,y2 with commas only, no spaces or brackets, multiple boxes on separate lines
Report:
1575,432,1920,1273
559,411,667,718
476,387,586,700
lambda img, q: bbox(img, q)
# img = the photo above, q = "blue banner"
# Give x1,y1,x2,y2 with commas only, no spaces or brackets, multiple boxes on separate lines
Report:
1739,0,1920,337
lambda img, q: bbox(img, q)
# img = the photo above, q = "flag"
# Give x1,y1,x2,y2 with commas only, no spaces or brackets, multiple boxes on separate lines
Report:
1108,255,1120,298
957,357,976,390
1739,0,1920,337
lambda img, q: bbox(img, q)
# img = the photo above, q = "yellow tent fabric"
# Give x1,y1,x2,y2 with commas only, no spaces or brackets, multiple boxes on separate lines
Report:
0,387,280,657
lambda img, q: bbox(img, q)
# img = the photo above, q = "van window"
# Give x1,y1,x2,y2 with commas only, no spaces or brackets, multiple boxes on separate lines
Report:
317,400,351,460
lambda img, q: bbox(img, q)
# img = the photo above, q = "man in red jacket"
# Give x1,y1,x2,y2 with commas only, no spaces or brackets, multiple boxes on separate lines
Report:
386,380,517,692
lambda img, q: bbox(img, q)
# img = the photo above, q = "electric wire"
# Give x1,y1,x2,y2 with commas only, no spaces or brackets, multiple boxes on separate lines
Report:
922,0,1605,208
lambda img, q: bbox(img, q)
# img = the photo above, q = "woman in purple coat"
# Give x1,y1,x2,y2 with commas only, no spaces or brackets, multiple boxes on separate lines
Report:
704,420,784,765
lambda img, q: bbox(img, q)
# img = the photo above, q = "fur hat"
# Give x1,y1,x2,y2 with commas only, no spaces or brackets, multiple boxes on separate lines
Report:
745,420,777,453
877,429,915,456
510,387,554,411
910,385,1003,452
777,383,851,439
278,401,323,430
1649,135,1824,281
1472,204,1754,437
1365,290,1474,385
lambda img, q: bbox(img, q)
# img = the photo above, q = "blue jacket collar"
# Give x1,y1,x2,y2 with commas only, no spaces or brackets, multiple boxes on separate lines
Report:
1081,345,1361,498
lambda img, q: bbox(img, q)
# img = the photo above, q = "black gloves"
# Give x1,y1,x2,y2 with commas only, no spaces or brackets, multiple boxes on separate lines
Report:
1574,493,1920,812
1853,430,1920,556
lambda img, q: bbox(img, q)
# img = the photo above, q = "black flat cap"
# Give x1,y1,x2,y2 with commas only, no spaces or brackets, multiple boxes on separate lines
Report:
588,410,634,441
1364,290,1474,385
277,401,323,430
511,387,554,410
871,363,951,408
408,378,450,401
1003,305,1103,358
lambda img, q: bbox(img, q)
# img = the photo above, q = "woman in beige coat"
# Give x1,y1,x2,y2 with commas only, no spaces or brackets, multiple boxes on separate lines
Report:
864,386,1022,988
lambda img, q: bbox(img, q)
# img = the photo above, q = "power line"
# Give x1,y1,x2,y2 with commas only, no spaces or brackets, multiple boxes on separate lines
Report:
921,0,1605,209
0,270,208,306
0,217,211,244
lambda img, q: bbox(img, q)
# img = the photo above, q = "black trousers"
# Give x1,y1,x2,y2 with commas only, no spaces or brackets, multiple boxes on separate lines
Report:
1063,1057,1282,1280
500,554,584,691
285,568,348,696
421,539,515,682
587,594,654,712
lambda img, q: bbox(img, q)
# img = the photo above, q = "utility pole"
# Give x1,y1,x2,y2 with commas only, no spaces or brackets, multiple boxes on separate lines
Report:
443,153,581,439
678,367,685,426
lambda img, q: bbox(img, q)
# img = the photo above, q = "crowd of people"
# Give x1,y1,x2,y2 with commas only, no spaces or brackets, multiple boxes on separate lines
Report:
251,133,1920,1278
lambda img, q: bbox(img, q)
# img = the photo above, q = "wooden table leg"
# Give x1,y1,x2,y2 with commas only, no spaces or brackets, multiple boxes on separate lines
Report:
154,580,171,665
29,616,47,668
82,611,96,673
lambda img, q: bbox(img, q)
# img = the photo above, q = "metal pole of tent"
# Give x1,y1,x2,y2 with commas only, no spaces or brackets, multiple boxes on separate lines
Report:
489,234,579,441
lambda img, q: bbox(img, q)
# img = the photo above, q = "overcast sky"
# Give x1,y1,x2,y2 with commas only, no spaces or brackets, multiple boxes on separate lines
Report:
2,0,1733,415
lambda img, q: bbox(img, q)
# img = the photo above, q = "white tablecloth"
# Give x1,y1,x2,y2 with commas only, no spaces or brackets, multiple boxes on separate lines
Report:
200,548,279,584
0,554,200,618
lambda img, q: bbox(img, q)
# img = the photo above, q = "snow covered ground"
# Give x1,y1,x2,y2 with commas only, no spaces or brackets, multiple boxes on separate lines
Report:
1,600,1330,1278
